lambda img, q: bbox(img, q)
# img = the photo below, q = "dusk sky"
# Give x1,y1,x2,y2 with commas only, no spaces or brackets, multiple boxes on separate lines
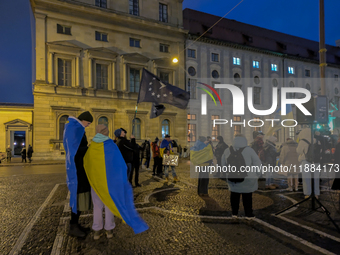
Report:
0,0,339,104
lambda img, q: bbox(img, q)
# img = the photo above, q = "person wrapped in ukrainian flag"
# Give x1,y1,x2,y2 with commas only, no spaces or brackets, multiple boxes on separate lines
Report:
84,124,149,236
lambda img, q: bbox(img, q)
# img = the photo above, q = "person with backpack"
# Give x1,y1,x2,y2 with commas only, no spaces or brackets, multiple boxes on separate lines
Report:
296,128,321,198
263,136,280,189
221,134,262,218
151,137,162,176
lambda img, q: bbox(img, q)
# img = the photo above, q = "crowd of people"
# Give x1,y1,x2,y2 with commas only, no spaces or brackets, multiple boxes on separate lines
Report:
0,144,33,163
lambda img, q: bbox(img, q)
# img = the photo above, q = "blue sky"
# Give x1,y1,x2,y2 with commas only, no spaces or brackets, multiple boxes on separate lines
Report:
0,0,339,104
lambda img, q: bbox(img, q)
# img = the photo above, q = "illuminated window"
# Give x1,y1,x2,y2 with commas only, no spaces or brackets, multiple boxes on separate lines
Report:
129,68,140,93
253,117,262,132
162,119,170,138
233,57,241,65
57,58,72,86
187,114,196,120
59,115,69,140
211,115,220,141
159,3,168,23
187,124,196,142
253,60,260,68
289,127,295,140
133,118,141,139
211,53,219,62
271,64,278,71
288,66,295,74
129,0,139,15
98,116,108,127
233,116,241,136
96,64,108,90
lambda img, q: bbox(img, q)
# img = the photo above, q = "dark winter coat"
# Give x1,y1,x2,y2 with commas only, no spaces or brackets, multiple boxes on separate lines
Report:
143,141,151,159
116,137,135,163
214,141,229,161
27,146,34,158
21,149,27,159
74,133,91,194
332,142,340,190
264,140,279,166
133,143,142,166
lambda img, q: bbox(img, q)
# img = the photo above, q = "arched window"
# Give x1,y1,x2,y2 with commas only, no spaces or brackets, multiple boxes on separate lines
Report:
133,118,141,139
98,116,108,127
59,115,69,140
162,119,170,138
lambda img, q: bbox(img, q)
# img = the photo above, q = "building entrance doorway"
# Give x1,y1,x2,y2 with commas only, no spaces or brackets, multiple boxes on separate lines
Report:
12,131,26,156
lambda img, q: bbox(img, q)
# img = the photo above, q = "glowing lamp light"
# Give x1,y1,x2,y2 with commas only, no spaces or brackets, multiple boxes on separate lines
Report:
22,143,25,146
14,142,17,145
316,124,321,130
172,57,178,63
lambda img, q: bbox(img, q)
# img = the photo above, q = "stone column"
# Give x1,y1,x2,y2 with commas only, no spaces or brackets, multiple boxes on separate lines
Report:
35,12,47,82
88,58,93,88
48,52,53,84
111,62,115,90
75,56,80,87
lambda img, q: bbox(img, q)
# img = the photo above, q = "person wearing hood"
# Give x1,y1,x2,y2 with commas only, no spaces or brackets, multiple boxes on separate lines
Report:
84,125,148,238
221,134,262,218
280,138,299,191
191,136,214,196
114,128,136,182
296,128,321,198
63,111,93,238
264,136,280,189
214,136,229,167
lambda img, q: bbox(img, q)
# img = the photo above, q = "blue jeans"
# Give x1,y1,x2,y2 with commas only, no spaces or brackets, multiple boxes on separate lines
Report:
300,160,320,196
164,165,176,178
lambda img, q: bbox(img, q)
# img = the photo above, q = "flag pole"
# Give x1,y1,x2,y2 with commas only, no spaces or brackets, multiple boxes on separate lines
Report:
132,68,145,136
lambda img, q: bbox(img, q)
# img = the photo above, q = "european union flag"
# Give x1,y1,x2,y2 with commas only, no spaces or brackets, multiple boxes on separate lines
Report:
138,69,190,109
150,103,166,119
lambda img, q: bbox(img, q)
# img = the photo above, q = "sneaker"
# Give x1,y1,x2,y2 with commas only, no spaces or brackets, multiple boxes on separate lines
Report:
294,188,299,192
304,195,310,199
93,230,101,240
173,176,179,182
286,187,293,192
106,230,113,239
245,214,255,220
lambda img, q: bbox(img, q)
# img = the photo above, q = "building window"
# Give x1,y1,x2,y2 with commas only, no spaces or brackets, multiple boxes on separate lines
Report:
253,87,261,105
162,119,170,138
95,31,108,42
253,60,260,68
98,116,108,127
289,127,295,140
129,38,140,48
187,114,196,120
96,64,108,90
159,3,168,23
272,79,278,87
129,68,140,93
211,115,220,141
335,88,339,95
335,74,339,81
289,81,295,98
160,44,169,53
234,73,241,82
254,76,260,84
271,64,278,71
133,118,141,139
305,69,311,77
95,0,107,8
187,124,196,142
159,72,169,83
59,115,69,140
233,57,241,65
129,0,139,16
57,58,72,86
288,66,295,74
212,70,219,79
306,83,311,90
188,79,196,99
188,49,196,58
233,116,241,136
253,117,262,132
211,53,219,62
57,24,71,35
188,66,196,76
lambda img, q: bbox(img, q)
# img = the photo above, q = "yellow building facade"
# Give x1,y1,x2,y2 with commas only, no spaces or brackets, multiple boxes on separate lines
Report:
30,0,187,160
0,104,33,157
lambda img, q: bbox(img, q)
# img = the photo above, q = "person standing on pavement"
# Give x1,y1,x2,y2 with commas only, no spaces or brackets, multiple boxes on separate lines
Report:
207,136,214,153
114,128,135,182
6,145,12,163
151,137,162,176
143,139,151,170
214,136,229,167
131,140,142,187
160,135,179,183
27,145,34,163
21,147,27,163
279,138,299,191
264,136,279,189
222,134,262,218
296,128,321,199
63,111,93,238
251,131,265,163
84,124,149,237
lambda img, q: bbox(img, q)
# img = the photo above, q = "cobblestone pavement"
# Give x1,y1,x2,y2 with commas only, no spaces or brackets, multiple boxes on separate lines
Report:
2,160,340,255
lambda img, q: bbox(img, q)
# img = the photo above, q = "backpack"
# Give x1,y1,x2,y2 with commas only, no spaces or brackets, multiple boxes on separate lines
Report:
301,139,321,163
227,146,248,183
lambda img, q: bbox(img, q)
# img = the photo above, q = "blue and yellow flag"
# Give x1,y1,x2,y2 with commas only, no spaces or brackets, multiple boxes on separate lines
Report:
63,117,85,214
84,139,149,234
160,139,172,158
190,142,214,165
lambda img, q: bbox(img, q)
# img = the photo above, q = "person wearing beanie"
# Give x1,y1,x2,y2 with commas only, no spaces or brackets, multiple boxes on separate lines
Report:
63,112,93,238
114,128,136,182
84,125,149,238
263,136,280,189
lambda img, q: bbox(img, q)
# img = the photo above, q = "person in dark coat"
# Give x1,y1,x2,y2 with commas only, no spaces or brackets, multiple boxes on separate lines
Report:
214,136,229,166
332,138,340,191
143,140,151,170
264,136,280,189
64,111,93,238
27,145,34,163
114,128,135,182
207,136,214,153
151,137,162,176
131,141,142,187
21,148,27,163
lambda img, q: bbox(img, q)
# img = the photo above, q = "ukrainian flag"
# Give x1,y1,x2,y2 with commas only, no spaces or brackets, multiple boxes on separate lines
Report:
160,139,172,158
84,139,149,234
190,144,214,165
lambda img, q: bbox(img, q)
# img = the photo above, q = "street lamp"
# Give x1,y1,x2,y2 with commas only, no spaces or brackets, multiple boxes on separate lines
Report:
172,57,178,63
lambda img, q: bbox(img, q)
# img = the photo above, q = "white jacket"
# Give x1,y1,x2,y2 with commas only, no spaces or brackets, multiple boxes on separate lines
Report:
296,128,316,162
